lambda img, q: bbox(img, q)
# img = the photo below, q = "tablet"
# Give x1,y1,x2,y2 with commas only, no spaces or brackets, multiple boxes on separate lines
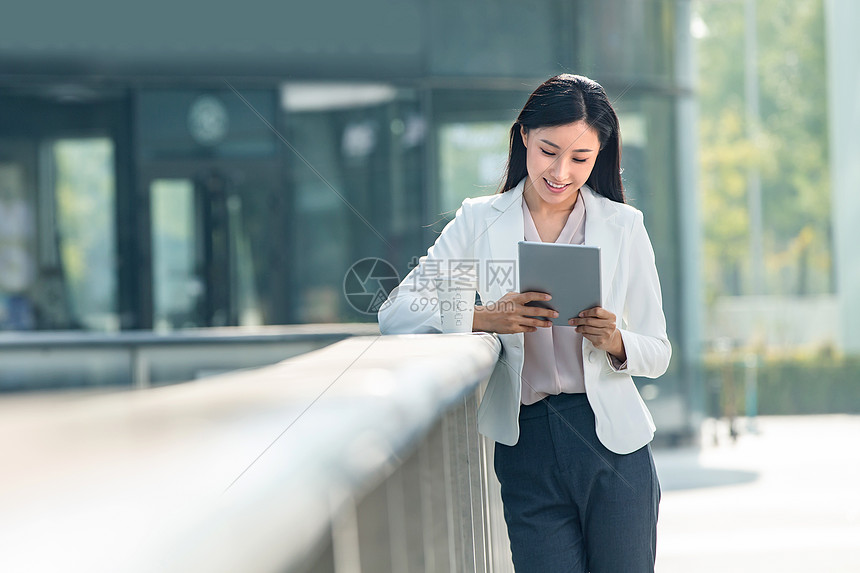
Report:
518,241,602,327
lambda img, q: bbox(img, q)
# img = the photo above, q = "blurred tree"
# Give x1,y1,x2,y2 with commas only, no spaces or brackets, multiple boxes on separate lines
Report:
694,0,830,302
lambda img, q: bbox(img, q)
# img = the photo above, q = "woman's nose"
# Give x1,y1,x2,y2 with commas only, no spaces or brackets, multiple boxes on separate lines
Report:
548,158,569,182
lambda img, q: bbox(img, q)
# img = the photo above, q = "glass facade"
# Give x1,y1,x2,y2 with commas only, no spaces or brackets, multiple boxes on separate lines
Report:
0,0,701,437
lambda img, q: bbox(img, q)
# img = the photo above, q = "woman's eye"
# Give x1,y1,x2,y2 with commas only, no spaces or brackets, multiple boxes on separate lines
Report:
540,148,587,163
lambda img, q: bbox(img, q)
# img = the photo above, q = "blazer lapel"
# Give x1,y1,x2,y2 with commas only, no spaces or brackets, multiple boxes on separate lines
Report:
484,180,525,300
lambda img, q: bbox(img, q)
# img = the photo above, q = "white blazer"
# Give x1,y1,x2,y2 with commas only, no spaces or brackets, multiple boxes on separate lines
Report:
378,177,671,454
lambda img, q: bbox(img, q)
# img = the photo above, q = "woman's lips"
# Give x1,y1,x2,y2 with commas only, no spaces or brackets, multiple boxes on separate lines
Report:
544,178,569,194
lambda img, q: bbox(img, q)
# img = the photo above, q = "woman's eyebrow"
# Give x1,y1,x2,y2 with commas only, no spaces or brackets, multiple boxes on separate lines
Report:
539,138,593,153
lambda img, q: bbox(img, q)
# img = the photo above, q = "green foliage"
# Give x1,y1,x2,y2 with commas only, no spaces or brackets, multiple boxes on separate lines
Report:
694,0,831,301
704,353,860,415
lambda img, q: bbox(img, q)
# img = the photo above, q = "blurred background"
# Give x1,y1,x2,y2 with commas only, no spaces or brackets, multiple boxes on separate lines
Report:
3,0,858,429
0,0,858,570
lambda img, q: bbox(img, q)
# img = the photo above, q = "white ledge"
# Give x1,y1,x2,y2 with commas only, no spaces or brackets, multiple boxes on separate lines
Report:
0,332,500,573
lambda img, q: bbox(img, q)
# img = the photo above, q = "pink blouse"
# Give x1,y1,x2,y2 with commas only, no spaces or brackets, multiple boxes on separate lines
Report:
520,192,588,405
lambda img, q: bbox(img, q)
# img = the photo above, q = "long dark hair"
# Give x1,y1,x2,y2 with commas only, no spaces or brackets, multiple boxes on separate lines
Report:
501,74,626,204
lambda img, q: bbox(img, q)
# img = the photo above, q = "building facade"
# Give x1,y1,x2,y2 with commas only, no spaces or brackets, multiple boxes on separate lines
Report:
0,0,702,438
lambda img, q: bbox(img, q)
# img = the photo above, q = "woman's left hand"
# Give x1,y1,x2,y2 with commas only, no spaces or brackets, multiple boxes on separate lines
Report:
568,306,626,362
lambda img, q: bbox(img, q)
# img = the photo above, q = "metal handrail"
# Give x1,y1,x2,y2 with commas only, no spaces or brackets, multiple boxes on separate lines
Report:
0,332,509,573
0,323,380,390
0,323,380,348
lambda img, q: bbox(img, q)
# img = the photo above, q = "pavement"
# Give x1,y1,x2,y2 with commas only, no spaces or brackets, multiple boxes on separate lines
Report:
653,415,860,572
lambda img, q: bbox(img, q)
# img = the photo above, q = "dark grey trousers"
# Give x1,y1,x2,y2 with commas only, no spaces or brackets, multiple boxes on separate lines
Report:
493,392,661,573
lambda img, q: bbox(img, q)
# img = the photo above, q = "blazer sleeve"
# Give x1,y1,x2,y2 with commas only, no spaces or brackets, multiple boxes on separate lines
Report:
378,199,475,334
612,210,672,378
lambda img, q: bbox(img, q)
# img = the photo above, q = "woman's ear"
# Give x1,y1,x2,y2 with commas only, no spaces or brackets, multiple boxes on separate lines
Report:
520,125,528,148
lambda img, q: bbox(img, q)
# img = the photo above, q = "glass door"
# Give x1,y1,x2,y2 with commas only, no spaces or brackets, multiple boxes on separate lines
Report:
0,143,37,331
48,138,118,331
0,136,118,331
150,178,198,330
145,163,273,330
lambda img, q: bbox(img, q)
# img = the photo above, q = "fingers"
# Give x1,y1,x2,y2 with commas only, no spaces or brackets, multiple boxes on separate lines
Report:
521,320,550,333
510,317,552,333
494,292,557,333
578,306,613,319
568,317,613,328
514,315,552,333
575,325,607,335
518,291,552,304
568,305,616,342
568,306,615,326
526,306,558,320
517,292,556,321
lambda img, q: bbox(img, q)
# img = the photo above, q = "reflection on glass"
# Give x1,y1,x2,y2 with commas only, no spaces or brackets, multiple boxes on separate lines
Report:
617,111,648,206
53,138,117,331
0,160,36,330
151,177,262,330
289,112,350,323
438,122,509,214
227,193,262,327
151,179,198,330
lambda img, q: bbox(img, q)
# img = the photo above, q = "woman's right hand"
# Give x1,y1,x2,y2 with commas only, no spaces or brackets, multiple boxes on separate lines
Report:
472,291,558,334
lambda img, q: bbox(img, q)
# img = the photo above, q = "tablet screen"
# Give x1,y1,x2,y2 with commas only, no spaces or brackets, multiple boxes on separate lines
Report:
517,241,602,327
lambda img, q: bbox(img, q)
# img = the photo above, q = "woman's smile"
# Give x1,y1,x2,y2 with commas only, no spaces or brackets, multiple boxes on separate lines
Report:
543,178,570,193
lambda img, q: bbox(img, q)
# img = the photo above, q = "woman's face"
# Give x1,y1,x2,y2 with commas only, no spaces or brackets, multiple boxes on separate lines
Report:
520,121,602,210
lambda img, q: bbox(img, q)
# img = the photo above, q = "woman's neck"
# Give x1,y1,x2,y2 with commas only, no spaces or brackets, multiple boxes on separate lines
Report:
523,181,580,218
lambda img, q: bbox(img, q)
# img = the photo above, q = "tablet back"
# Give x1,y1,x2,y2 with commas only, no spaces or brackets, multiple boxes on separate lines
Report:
517,241,602,326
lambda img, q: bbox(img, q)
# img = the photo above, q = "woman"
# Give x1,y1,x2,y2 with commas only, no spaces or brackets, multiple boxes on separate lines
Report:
378,74,670,572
